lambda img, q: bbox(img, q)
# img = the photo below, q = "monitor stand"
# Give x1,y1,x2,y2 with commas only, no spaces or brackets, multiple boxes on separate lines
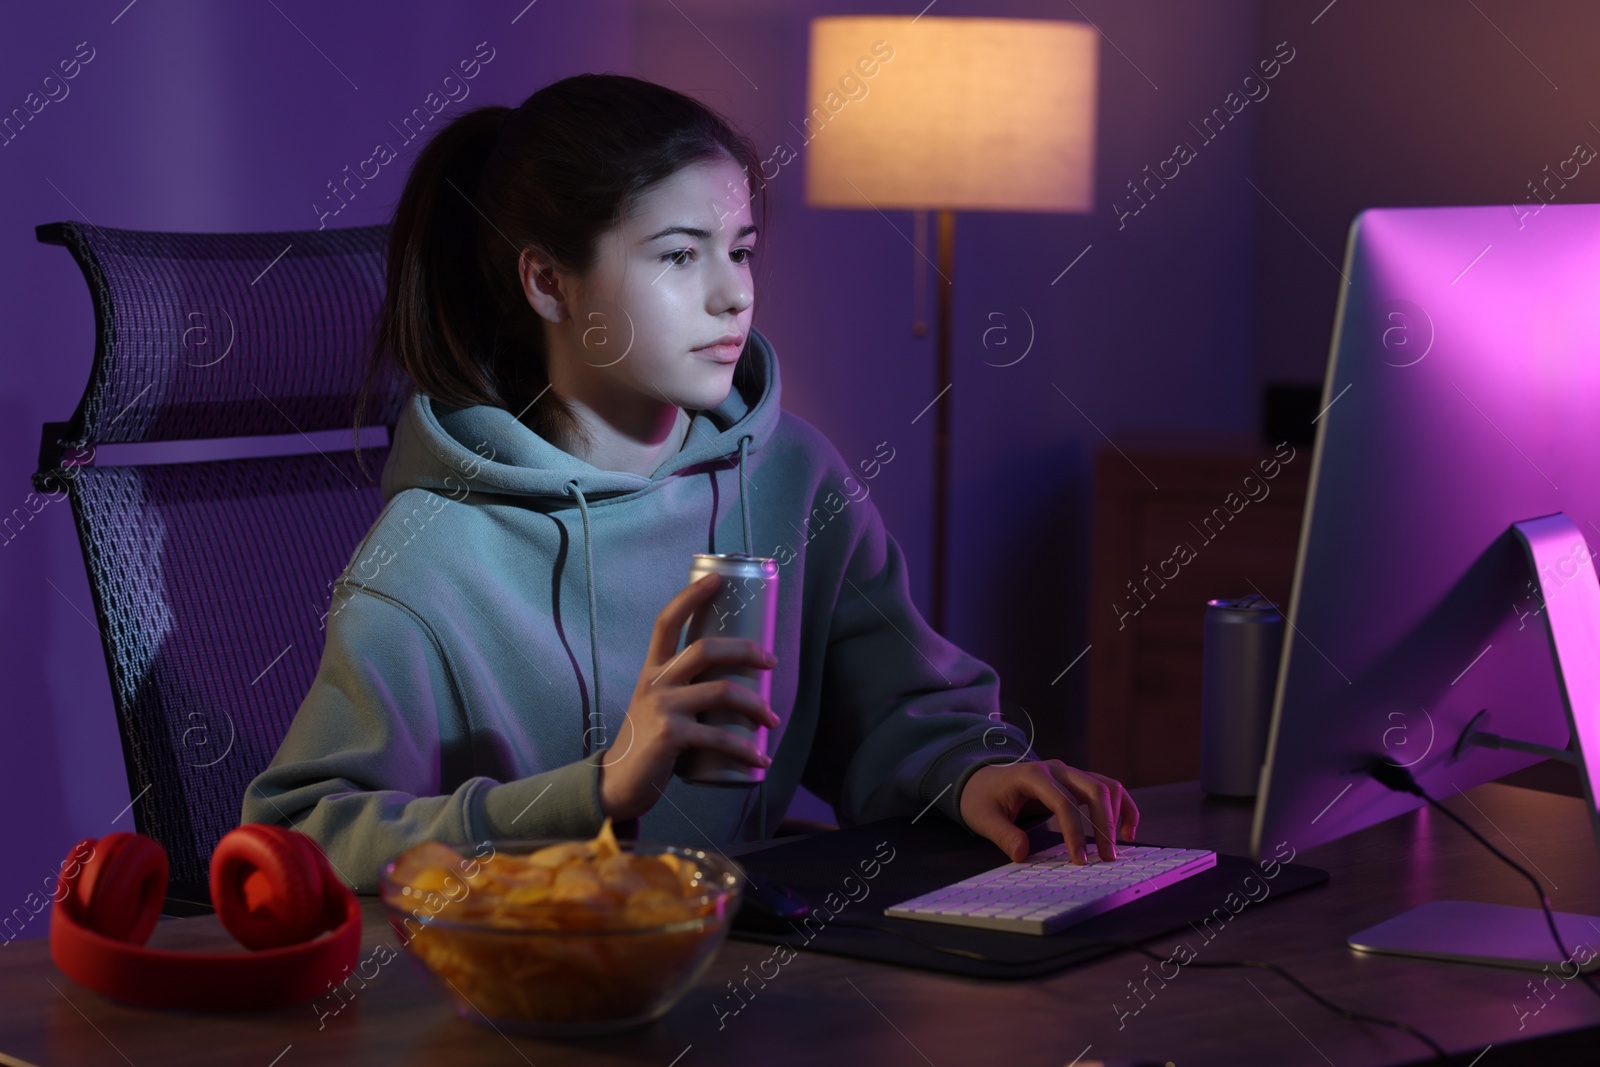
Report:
1346,512,1600,974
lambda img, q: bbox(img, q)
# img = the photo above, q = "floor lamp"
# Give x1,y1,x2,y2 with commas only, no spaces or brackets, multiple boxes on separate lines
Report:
803,16,1098,634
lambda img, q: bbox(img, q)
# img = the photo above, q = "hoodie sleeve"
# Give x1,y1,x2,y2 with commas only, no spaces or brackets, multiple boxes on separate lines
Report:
802,489,1034,832
239,584,609,894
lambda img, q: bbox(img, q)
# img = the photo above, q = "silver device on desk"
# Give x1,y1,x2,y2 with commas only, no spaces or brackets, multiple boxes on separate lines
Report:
1249,203,1600,972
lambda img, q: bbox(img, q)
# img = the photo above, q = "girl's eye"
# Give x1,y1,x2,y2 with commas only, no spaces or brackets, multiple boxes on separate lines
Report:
661,248,755,267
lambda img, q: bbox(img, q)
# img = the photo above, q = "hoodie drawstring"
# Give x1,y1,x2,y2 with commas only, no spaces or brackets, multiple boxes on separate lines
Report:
737,434,753,555
565,480,606,756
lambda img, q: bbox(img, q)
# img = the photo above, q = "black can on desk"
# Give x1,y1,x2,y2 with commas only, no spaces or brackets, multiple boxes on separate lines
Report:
675,553,779,786
1201,594,1285,797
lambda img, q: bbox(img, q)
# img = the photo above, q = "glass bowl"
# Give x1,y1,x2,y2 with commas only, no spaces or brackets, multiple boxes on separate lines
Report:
379,838,743,1037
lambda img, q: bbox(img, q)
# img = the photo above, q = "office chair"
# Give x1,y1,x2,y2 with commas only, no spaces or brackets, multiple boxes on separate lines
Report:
32,221,411,915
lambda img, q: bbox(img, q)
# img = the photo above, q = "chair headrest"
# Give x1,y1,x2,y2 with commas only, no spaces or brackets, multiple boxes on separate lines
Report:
38,221,411,449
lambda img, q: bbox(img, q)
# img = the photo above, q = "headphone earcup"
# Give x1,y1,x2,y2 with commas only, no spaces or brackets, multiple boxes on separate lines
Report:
291,830,341,896
211,824,326,950
74,832,167,946
55,837,100,923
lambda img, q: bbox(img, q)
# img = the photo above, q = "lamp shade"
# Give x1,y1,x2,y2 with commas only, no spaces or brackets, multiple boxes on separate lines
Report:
803,16,1098,213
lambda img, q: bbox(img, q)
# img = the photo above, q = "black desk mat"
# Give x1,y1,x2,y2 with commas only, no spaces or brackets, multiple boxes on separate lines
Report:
729,816,1329,979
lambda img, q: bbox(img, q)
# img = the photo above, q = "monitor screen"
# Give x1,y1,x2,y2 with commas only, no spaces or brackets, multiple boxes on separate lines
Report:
1252,202,1600,860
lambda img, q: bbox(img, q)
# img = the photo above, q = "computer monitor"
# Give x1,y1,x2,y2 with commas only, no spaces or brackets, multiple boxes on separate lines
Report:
1250,201,1600,971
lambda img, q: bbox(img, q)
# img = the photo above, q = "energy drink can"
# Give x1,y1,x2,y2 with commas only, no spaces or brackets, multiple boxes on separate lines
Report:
675,553,779,785
1201,594,1285,797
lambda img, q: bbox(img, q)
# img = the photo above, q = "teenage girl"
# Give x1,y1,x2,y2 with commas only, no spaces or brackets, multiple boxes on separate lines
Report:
241,73,1137,893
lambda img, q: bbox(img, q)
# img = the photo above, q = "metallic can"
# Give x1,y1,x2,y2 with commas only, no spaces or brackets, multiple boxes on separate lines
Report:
675,553,779,785
1201,594,1285,797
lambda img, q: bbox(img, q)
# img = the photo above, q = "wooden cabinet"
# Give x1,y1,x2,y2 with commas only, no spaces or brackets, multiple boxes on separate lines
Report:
1087,434,1310,787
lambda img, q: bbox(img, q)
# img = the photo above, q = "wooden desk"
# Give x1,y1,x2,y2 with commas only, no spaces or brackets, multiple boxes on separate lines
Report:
6,781,1600,1066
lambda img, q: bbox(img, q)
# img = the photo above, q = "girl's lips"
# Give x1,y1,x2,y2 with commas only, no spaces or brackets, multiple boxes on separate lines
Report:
695,343,742,364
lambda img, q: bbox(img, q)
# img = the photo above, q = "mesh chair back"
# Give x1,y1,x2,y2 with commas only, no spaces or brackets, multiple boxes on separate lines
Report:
34,221,411,909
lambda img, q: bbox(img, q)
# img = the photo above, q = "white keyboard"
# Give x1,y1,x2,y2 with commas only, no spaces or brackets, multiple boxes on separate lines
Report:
884,843,1217,935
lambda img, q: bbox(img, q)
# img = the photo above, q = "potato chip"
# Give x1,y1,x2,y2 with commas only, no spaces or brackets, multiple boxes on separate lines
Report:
388,841,466,888
523,841,593,868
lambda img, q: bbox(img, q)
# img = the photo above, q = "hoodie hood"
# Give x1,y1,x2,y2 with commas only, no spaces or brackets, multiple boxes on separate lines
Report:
381,325,782,506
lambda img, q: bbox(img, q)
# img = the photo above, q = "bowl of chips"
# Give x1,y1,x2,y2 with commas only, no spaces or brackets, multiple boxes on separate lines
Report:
379,819,742,1036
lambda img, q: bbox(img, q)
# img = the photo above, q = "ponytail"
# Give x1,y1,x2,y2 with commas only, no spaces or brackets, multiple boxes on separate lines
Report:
358,105,565,480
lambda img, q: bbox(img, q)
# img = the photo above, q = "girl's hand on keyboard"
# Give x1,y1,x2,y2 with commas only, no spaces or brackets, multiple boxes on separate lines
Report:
958,760,1140,865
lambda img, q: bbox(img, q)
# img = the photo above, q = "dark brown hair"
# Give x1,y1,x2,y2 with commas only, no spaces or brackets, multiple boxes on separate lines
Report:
355,73,767,481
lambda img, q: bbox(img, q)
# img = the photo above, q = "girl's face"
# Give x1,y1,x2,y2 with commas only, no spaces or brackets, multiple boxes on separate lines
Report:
523,155,757,418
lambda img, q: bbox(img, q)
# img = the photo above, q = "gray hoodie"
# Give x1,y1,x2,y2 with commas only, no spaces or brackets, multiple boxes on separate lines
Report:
240,326,1031,892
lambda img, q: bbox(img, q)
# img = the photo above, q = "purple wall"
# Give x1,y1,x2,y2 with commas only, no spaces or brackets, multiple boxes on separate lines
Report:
1,0,1266,936
1256,0,1600,385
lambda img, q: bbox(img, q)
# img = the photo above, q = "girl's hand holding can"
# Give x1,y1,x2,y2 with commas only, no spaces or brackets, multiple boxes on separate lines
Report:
598,574,778,821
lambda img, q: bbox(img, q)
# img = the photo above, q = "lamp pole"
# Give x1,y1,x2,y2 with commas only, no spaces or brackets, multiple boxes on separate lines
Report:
931,209,955,636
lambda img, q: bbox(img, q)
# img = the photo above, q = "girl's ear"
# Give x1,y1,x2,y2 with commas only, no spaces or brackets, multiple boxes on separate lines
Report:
518,247,569,324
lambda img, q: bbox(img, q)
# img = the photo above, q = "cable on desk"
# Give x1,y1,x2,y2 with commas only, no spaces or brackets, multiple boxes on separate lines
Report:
824,914,1451,1061
1368,759,1600,1003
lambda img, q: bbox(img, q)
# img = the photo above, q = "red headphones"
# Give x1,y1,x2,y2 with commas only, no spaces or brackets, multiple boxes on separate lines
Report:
50,824,363,1010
